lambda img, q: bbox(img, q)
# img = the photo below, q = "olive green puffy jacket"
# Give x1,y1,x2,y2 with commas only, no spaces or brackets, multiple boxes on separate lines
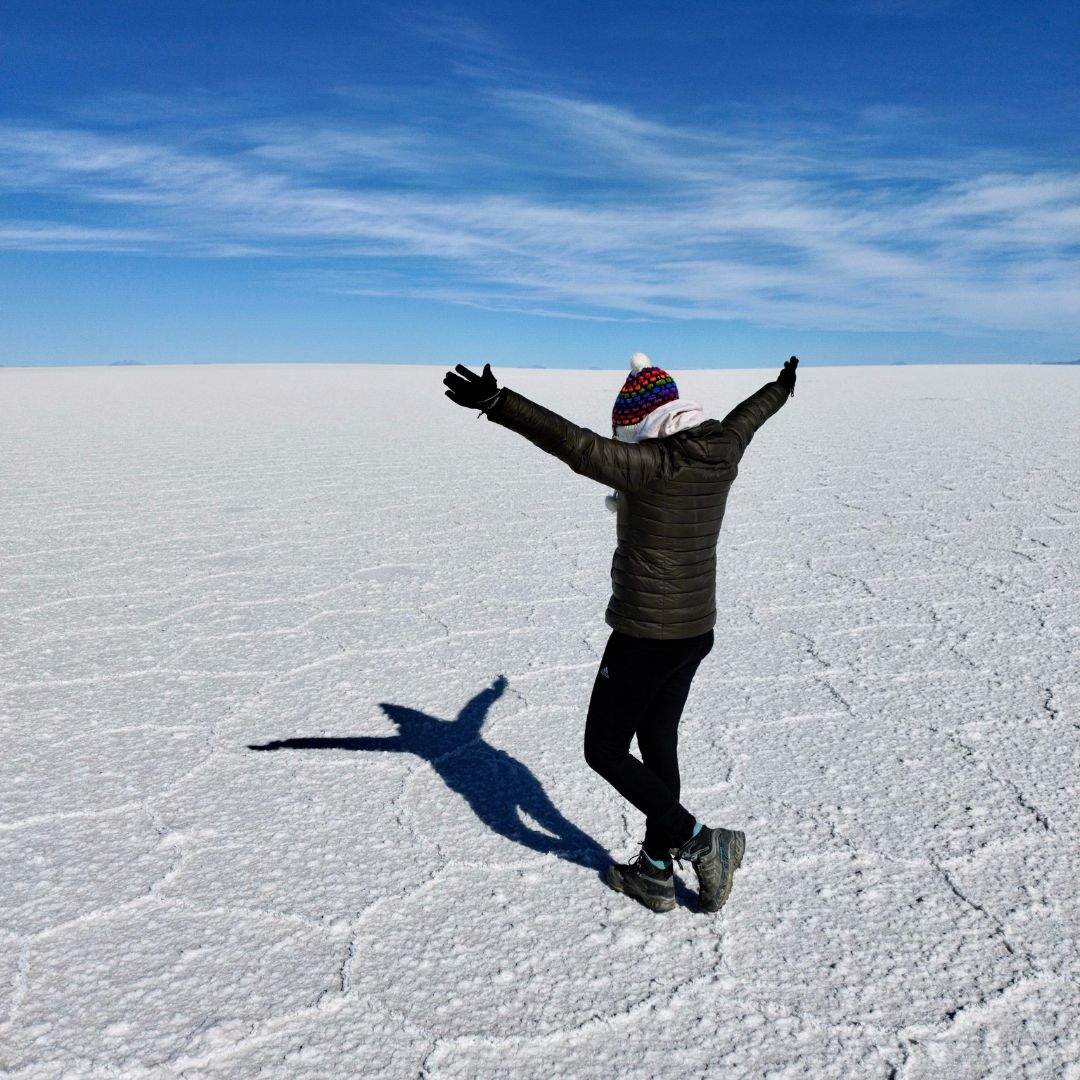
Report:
487,379,791,639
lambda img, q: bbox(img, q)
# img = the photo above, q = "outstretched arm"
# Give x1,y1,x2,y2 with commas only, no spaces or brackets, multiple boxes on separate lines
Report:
247,735,406,752
718,357,798,457
489,389,668,491
444,364,666,492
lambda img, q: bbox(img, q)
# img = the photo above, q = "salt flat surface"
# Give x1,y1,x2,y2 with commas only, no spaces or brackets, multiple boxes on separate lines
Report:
1,362,1078,1078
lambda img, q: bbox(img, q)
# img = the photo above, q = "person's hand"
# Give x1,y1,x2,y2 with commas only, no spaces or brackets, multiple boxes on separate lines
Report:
777,355,798,397
443,363,502,412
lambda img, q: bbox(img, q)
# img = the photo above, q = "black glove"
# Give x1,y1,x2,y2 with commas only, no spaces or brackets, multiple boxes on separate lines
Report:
777,355,798,397
443,363,502,413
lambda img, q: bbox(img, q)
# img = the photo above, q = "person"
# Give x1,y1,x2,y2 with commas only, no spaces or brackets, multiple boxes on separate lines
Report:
443,352,798,913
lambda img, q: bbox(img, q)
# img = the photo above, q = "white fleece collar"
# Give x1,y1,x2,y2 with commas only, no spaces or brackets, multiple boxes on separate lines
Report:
632,398,706,442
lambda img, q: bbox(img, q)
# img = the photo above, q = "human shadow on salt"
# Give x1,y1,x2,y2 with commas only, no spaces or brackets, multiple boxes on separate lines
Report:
248,676,609,876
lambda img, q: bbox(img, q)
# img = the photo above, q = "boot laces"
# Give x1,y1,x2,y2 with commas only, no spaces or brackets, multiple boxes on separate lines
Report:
628,850,670,878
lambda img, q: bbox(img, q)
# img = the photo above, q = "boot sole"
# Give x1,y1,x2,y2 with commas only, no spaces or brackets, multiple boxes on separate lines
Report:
698,830,745,914
606,865,676,913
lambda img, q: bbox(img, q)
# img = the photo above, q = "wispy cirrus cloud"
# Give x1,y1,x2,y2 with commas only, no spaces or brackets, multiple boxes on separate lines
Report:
0,222,168,252
0,84,1077,335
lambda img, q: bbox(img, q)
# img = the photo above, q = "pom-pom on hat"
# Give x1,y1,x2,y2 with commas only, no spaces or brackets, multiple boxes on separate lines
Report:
612,352,679,431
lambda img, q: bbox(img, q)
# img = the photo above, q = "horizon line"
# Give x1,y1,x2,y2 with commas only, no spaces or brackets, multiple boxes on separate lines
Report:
1,357,1078,372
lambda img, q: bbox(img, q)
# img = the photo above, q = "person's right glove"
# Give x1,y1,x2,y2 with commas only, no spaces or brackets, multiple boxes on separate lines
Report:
777,355,798,397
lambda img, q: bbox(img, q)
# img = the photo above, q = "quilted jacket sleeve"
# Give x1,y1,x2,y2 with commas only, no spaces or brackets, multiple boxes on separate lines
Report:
717,380,792,458
486,388,667,492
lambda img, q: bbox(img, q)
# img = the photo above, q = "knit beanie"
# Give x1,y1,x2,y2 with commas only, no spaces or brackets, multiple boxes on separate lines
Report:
612,353,679,437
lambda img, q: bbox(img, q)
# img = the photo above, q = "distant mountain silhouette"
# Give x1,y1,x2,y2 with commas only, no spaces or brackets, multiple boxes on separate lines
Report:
110,360,145,366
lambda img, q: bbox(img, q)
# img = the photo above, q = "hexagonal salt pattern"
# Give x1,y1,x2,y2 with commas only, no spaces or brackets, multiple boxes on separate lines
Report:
354,861,725,1041
175,999,434,1079
901,979,1080,1079
723,851,1027,1030
422,977,896,1078
0,809,174,936
4,905,347,1074
1,726,210,824
155,753,440,919
2,364,1078,1077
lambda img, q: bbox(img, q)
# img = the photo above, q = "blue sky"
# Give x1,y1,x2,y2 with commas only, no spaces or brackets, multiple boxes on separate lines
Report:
1,1,1077,368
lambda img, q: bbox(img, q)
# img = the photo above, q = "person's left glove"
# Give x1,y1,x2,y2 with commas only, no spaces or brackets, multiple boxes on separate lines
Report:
777,355,798,398
443,363,503,413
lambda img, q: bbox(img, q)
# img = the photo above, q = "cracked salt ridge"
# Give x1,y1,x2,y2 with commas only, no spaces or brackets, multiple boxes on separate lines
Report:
2,364,1079,1077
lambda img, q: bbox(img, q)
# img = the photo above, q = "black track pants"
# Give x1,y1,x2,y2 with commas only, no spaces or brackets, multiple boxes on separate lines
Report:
583,629,714,855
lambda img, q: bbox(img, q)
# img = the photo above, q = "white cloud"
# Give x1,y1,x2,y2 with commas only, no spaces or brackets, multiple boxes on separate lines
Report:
0,222,166,251
0,87,1077,335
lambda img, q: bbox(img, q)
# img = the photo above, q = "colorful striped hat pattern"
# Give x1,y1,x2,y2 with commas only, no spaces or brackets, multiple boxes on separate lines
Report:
612,352,679,429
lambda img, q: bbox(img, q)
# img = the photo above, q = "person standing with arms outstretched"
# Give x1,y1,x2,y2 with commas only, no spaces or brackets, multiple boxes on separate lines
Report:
444,352,798,913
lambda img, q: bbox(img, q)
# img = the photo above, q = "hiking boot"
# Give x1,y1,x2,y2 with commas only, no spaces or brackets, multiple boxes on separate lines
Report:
606,851,676,913
673,826,744,913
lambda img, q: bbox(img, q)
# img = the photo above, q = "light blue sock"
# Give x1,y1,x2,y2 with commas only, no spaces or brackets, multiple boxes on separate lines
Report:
643,851,672,870
691,821,703,839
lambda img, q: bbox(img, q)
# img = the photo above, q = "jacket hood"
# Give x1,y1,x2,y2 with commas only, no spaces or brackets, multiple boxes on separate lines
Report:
666,417,723,462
